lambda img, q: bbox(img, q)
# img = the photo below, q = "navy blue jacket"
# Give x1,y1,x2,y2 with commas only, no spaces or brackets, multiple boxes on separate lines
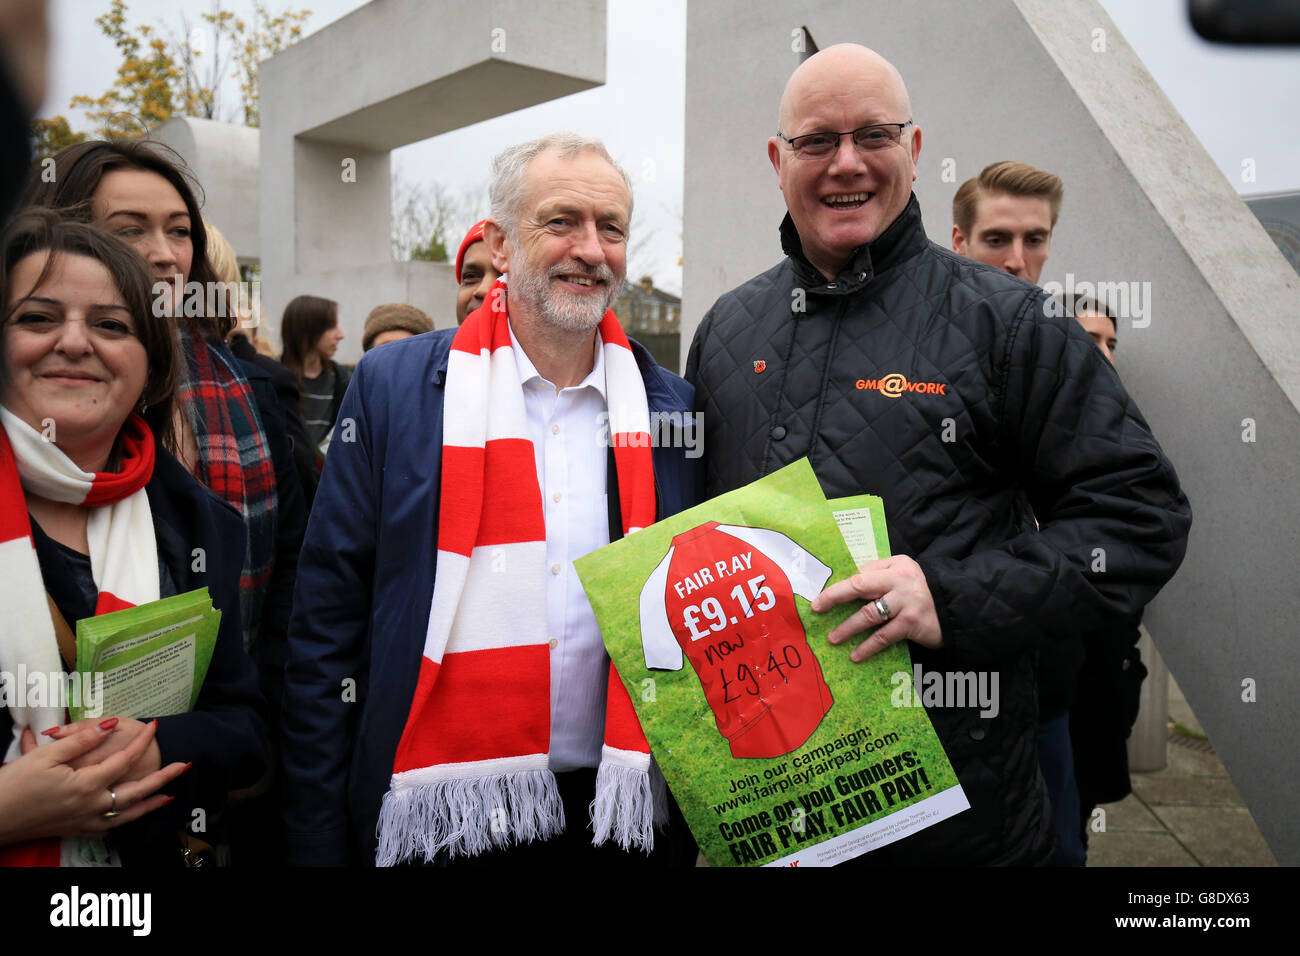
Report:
282,330,701,866
20,440,268,863
230,348,308,721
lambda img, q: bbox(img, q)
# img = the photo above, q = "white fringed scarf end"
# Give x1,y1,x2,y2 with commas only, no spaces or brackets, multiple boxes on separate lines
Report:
590,762,662,853
375,768,565,866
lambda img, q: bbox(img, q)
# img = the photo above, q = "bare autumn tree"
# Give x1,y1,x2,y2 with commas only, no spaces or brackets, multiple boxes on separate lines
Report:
227,1,312,126
391,168,489,264
170,4,240,121
624,208,658,286
167,0,311,125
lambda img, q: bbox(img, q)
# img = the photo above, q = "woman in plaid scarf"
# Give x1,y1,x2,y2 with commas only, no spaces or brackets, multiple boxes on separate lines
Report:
23,140,292,657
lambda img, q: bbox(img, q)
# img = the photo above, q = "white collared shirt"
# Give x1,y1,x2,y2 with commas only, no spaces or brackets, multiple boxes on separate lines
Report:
510,323,610,771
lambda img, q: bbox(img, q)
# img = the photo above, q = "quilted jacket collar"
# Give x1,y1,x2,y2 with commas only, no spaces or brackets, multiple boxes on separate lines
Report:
780,192,929,294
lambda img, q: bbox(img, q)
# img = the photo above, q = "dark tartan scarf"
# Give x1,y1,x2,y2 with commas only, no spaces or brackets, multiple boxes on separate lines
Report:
178,328,278,649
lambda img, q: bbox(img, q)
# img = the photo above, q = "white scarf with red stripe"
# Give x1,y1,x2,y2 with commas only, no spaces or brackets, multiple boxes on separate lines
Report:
375,279,661,866
0,407,158,866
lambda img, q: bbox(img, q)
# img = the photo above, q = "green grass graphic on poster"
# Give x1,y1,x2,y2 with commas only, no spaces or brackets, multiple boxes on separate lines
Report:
576,458,967,867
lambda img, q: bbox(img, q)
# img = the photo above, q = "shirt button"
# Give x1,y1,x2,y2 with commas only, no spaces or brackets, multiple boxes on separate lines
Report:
553,492,562,503
771,425,787,440
551,424,560,435
548,638,558,649
969,726,986,742
858,272,867,281
551,563,561,575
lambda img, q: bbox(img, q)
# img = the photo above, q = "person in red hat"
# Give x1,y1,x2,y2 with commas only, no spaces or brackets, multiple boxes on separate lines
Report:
454,220,501,325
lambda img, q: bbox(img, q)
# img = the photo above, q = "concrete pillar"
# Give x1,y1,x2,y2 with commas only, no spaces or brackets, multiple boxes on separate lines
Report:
295,142,391,273
1128,626,1168,773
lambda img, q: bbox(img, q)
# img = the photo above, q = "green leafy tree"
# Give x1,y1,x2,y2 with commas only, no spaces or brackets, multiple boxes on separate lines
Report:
30,116,88,162
41,0,310,143
69,0,180,138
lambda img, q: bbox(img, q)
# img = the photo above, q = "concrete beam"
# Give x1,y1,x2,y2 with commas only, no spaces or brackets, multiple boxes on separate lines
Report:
259,0,606,362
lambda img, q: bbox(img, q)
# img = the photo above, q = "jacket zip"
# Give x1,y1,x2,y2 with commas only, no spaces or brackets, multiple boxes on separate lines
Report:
808,296,846,474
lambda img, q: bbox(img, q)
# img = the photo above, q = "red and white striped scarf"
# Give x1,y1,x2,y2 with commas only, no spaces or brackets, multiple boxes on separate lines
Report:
0,407,158,866
375,279,660,865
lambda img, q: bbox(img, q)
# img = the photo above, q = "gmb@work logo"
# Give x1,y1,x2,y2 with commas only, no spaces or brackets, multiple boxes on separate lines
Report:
855,373,947,398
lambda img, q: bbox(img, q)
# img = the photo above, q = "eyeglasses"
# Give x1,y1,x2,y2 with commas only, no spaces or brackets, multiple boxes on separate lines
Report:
777,122,913,159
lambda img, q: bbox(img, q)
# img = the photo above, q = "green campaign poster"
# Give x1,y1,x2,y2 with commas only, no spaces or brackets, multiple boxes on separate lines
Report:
71,588,221,722
575,458,968,866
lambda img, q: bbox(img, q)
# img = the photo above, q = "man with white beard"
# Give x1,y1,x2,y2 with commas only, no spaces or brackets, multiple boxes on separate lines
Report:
282,133,700,868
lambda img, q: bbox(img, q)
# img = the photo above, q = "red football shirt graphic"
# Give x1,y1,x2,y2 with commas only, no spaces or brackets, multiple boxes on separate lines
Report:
639,522,834,758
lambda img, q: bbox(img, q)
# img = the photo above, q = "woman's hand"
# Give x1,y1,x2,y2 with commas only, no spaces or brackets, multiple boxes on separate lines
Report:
41,715,163,783
0,718,189,844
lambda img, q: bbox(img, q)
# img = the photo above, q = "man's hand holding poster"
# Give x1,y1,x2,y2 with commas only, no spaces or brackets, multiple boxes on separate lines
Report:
575,458,969,867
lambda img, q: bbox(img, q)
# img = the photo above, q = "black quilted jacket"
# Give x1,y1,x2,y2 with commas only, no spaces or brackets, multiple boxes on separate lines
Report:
685,194,1191,865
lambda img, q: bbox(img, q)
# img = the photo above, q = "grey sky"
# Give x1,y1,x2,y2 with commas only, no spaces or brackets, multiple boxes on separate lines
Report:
41,0,1300,294
1100,0,1299,197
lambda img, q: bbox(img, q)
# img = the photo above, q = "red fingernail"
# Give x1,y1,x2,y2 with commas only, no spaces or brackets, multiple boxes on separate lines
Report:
161,795,175,806
98,718,119,731
181,762,192,773
41,727,60,736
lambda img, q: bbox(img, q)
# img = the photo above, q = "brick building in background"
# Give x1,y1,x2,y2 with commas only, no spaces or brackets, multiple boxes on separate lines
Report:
616,275,682,373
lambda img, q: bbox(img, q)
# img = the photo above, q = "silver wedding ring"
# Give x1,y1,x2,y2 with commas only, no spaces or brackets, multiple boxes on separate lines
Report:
873,596,892,621
104,789,119,819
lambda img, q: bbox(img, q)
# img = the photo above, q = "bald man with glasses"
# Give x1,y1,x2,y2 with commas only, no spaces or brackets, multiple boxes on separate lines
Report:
686,43,1190,866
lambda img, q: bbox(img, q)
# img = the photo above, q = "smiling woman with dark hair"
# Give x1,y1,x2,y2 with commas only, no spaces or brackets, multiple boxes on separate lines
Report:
20,139,226,341
22,139,296,659
0,210,265,867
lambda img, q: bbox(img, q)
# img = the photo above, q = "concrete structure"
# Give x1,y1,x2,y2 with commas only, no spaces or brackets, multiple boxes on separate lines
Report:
1245,191,1300,276
1128,628,1168,773
684,0,1300,864
259,0,606,361
153,116,260,263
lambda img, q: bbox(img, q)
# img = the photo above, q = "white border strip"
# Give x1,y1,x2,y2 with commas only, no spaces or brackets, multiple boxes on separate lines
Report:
763,785,970,867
